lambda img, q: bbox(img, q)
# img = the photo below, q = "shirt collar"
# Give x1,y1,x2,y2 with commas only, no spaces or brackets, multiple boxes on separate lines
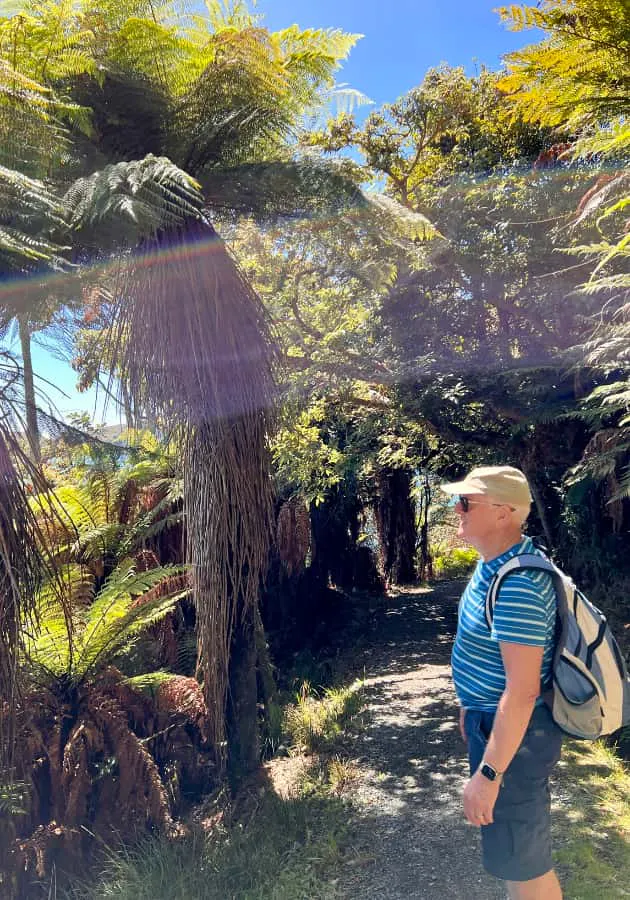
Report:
481,535,533,573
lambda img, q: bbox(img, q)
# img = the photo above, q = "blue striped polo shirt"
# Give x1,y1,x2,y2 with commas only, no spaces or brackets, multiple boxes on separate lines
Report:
452,537,557,712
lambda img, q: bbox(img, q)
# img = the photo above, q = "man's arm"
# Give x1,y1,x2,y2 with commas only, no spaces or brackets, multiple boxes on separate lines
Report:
482,641,543,773
462,642,543,827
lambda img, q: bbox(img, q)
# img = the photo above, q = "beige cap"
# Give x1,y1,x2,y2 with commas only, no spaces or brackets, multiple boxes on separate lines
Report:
441,465,532,508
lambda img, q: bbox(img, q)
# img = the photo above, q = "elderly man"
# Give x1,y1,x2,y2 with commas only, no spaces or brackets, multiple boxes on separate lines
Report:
442,465,563,900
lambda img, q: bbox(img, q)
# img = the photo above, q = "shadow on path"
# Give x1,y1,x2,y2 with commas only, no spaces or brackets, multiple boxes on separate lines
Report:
336,582,505,900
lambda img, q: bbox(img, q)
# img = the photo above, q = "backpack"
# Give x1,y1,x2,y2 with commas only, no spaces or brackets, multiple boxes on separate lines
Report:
485,553,630,740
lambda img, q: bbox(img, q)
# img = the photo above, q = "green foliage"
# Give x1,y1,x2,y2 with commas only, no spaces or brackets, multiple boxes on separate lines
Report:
498,0,630,513
0,166,67,277
429,543,478,580
284,679,366,754
308,64,551,196
25,560,186,686
0,56,88,177
272,402,346,503
0,781,28,817
498,0,630,131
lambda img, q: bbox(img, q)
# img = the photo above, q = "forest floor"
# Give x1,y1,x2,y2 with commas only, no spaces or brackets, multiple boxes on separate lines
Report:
276,580,630,900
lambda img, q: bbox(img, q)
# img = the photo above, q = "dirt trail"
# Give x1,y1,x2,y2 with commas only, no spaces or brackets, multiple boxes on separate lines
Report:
336,582,506,900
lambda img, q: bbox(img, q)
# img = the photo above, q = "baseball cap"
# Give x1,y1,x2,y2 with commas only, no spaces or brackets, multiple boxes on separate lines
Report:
440,465,532,508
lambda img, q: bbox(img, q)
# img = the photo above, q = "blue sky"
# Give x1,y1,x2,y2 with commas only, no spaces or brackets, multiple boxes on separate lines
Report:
261,0,533,106
23,0,536,426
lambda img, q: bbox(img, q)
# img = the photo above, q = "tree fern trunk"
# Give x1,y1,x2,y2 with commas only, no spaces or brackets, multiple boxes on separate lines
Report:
18,315,41,464
226,602,259,789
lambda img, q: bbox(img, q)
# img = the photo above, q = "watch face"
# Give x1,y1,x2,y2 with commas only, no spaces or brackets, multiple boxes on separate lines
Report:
480,763,496,781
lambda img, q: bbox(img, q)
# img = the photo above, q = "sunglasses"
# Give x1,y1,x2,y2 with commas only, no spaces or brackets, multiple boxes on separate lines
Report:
455,495,515,512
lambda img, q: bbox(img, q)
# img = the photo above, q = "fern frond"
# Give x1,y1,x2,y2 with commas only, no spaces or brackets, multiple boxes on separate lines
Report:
199,156,366,220
23,566,92,678
124,669,174,697
498,1,630,132
64,155,204,249
76,561,185,678
365,193,440,243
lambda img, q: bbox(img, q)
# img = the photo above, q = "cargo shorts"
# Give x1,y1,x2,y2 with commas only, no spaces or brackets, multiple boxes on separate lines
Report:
464,704,563,882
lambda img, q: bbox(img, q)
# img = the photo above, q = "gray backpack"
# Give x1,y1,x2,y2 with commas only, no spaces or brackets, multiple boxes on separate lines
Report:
486,553,630,740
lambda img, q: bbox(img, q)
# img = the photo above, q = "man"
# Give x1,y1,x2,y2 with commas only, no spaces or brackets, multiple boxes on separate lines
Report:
442,465,563,900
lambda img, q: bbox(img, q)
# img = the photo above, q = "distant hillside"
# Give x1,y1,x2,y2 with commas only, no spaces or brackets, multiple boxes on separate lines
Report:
98,424,128,443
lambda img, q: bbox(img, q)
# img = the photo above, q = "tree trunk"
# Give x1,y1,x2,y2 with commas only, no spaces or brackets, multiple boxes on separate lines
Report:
375,468,417,585
525,469,555,551
417,473,434,582
226,602,260,790
310,484,360,591
254,603,276,703
18,315,41,464
120,380,134,430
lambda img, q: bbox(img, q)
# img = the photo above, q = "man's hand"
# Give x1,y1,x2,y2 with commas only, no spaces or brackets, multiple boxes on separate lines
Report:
463,769,500,827
459,707,467,743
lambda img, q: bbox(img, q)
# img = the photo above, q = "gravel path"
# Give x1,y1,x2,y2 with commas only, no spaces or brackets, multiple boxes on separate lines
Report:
336,582,506,900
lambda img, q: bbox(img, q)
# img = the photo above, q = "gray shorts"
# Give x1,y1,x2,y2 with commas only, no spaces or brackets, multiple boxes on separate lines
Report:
465,704,563,882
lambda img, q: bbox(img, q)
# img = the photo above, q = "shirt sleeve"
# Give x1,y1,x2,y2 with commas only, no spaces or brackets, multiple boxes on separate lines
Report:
490,570,553,646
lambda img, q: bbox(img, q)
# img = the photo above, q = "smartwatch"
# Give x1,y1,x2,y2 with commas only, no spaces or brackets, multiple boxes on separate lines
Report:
480,761,504,783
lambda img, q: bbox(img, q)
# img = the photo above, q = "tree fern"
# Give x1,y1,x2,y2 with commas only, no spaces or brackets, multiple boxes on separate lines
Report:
63,155,204,249
24,560,187,685
498,0,630,131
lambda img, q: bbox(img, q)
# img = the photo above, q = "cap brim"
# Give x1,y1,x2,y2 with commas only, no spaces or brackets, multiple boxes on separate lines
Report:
440,480,486,496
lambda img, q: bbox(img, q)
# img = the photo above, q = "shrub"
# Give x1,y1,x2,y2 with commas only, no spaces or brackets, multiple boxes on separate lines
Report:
430,543,478,580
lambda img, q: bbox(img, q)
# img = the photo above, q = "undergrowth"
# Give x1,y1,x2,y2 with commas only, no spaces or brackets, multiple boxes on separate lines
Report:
52,680,367,900
62,789,347,900
554,739,630,899
284,679,367,753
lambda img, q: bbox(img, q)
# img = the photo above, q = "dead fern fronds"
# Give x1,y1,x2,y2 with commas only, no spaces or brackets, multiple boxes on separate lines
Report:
61,723,92,826
130,573,190,609
17,821,82,880
134,549,161,572
156,675,208,740
118,478,140,525
0,423,60,772
88,693,172,831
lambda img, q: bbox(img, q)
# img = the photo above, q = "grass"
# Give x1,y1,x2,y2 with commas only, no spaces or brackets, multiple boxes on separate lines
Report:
554,739,630,899
283,679,367,754
62,790,348,900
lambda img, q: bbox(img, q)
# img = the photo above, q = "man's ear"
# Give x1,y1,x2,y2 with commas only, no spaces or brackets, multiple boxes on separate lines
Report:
495,505,511,525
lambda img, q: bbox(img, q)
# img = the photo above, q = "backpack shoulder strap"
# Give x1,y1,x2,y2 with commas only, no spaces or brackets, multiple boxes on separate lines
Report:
485,553,562,630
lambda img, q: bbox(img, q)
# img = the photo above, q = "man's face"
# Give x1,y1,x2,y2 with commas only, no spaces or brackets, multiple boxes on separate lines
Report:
453,494,506,547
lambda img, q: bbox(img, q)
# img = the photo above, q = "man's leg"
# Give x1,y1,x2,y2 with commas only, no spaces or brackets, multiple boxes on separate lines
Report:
506,868,562,900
